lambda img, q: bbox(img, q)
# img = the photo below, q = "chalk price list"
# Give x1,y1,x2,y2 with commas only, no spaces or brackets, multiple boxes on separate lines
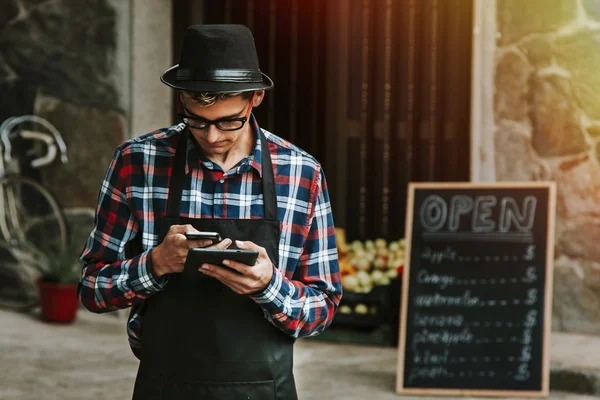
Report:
407,244,540,385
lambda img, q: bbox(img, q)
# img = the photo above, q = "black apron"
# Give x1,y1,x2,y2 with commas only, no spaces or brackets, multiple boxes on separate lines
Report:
132,128,298,400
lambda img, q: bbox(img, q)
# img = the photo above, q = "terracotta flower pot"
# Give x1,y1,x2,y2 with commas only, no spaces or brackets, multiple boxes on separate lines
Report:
37,279,79,323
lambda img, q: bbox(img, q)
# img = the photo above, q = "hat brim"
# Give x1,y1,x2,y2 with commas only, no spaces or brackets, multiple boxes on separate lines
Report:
160,64,274,93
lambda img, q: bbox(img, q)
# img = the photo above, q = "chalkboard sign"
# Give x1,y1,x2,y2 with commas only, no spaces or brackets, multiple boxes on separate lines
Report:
396,182,556,398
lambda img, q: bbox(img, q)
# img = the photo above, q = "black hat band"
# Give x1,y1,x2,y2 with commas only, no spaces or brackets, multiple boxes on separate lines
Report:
175,68,264,83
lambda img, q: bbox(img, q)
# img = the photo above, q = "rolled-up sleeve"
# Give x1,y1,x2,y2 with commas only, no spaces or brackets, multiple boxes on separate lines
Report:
251,166,343,338
77,147,167,314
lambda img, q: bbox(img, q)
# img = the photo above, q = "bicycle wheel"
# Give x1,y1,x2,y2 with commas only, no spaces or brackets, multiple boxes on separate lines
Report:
0,175,68,310
0,174,68,252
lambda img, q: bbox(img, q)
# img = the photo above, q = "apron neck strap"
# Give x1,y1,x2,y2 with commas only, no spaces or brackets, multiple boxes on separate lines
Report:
258,129,277,220
166,127,189,218
166,126,278,221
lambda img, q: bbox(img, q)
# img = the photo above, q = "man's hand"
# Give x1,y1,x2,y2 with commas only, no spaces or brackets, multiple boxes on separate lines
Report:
150,224,232,277
199,240,275,295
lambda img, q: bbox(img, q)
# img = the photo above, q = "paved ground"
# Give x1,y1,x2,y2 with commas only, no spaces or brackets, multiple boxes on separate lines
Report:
1,308,600,400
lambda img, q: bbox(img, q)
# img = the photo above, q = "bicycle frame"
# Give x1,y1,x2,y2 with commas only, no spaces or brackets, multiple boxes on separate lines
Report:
0,115,68,166
0,115,68,246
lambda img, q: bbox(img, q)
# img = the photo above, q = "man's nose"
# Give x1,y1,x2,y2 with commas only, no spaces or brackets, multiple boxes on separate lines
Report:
205,125,221,143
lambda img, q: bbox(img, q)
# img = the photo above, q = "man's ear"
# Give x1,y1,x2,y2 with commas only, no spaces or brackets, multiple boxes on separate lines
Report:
251,90,265,107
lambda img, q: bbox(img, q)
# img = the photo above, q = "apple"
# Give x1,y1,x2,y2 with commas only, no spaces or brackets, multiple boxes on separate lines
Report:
342,275,360,292
339,305,352,314
355,304,369,314
371,270,385,283
356,270,371,286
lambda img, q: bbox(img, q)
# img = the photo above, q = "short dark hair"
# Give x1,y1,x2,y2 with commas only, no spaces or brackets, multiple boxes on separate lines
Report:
180,91,255,106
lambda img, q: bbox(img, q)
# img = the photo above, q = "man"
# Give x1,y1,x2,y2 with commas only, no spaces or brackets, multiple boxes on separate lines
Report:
77,25,342,399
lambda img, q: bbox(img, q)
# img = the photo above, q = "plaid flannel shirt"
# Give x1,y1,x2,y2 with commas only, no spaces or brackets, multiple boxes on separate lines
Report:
77,116,342,353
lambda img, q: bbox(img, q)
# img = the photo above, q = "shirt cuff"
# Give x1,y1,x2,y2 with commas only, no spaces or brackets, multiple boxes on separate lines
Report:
129,249,169,294
250,264,286,305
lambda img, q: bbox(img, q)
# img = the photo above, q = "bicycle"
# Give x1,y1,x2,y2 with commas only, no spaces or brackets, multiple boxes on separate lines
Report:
0,115,69,311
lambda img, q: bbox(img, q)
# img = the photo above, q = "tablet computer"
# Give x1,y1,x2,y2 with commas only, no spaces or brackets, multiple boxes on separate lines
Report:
184,248,259,272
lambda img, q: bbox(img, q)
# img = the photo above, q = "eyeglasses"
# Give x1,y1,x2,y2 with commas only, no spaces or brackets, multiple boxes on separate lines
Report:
178,98,254,131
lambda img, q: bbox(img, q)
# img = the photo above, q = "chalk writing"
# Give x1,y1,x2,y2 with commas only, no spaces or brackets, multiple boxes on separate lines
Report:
414,291,479,307
473,196,497,232
499,196,536,232
421,246,457,264
525,289,538,306
407,366,450,383
413,328,475,348
418,194,536,233
417,269,457,289
413,349,450,365
515,310,537,381
522,267,537,284
523,245,536,261
414,313,464,327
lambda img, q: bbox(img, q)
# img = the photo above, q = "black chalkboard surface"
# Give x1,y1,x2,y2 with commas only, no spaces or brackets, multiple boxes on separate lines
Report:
396,182,556,398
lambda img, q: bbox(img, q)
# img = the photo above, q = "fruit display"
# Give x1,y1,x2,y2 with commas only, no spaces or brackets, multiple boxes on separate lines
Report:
332,228,405,328
339,303,379,315
336,228,406,295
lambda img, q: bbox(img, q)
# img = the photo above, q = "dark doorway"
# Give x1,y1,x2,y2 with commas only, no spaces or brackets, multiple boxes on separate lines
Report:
173,0,473,242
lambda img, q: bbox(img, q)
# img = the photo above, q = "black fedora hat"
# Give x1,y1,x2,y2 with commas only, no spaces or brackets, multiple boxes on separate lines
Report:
161,24,274,93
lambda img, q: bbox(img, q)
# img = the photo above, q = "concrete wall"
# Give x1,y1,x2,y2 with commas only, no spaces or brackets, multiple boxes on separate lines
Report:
473,0,600,334
130,0,173,137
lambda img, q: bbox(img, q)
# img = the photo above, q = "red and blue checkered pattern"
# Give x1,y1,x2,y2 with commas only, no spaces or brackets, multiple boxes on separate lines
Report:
77,116,342,352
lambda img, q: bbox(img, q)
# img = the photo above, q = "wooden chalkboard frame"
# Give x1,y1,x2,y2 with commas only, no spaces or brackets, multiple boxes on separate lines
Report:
396,181,557,398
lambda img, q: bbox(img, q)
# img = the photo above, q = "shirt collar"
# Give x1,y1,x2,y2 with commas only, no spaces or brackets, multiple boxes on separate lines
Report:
184,114,264,177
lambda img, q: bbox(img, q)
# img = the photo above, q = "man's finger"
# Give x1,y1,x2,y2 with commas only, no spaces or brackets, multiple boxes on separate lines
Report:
170,224,197,234
199,262,240,280
172,232,189,247
199,265,245,294
222,259,254,274
186,239,213,249
236,240,267,256
209,238,232,249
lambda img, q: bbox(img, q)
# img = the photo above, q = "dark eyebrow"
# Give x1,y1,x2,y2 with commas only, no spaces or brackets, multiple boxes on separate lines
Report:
183,105,246,120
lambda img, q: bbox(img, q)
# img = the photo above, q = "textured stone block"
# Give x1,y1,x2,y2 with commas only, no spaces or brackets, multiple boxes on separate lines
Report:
497,0,578,45
0,0,19,30
519,37,554,68
0,53,17,83
583,0,600,21
494,121,550,181
495,52,533,124
552,256,600,335
556,31,600,120
35,93,125,209
559,219,600,262
530,74,589,157
587,125,600,139
553,154,600,221
0,81,37,119
0,0,119,109
495,0,600,339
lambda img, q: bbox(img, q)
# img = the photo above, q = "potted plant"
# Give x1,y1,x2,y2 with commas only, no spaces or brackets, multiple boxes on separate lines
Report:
26,239,82,323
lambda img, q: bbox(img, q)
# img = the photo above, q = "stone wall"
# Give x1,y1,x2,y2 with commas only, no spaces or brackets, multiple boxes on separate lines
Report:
495,0,600,333
0,0,131,240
